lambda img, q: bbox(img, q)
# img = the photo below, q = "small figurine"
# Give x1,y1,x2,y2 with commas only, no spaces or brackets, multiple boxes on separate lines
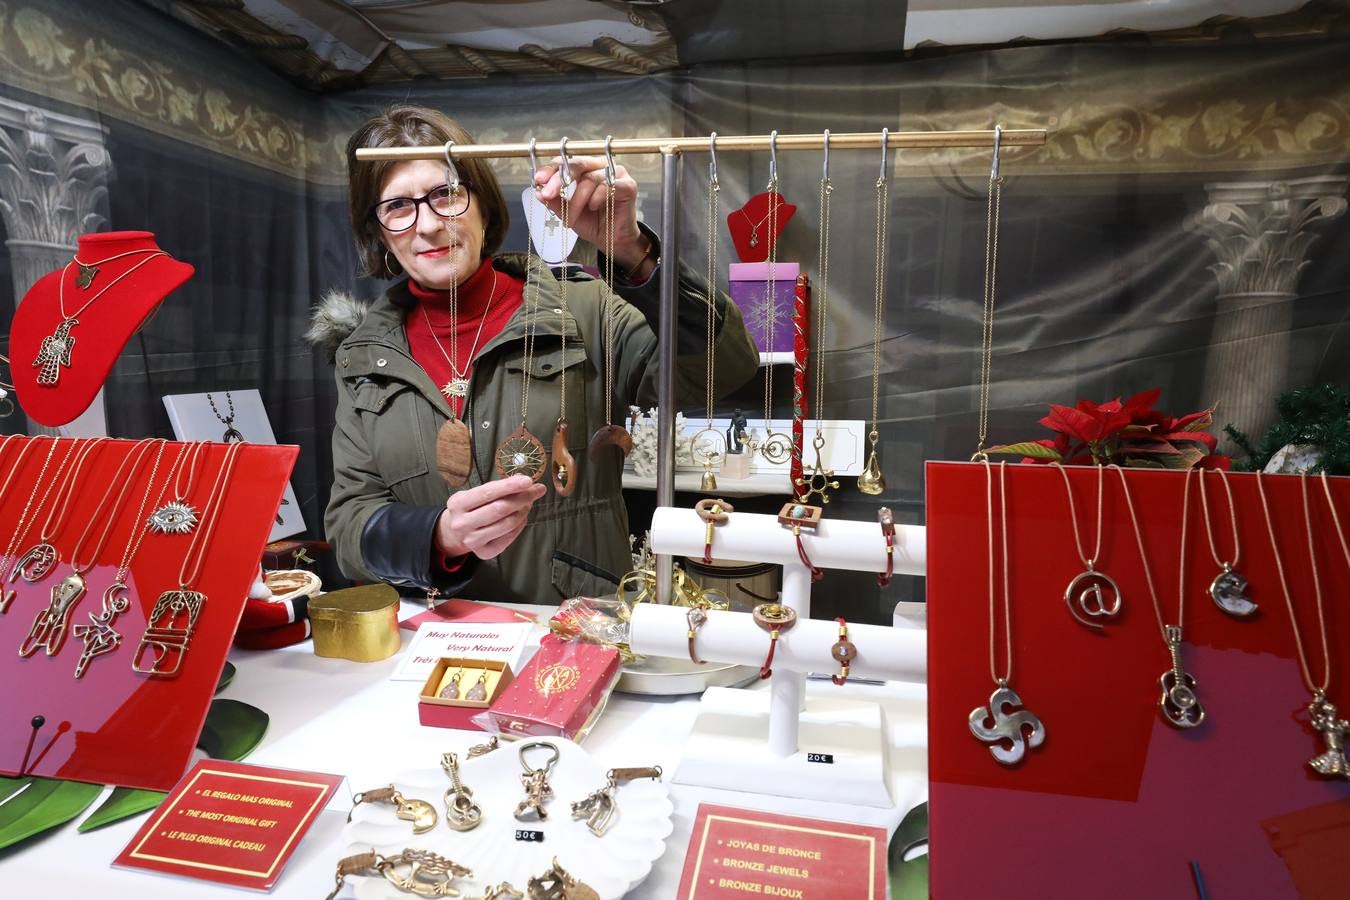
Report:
726,409,749,455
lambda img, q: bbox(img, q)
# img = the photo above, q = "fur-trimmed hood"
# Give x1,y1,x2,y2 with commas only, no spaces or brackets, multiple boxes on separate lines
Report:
305,289,374,363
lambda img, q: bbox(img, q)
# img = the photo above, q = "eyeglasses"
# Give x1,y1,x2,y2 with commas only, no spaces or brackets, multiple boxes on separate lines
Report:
371,183,472,233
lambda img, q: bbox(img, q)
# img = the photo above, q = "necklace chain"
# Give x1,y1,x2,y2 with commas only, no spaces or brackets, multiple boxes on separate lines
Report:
175,440,208,499
558,186,570,420
983,459,1014,685
38,437,107,542
0,437,47,564
1110,463,1175,641
420,270,500,387
603,171,619,426
59,252,167,322
813,173,832,429
68,438,162,573
114,442,186,583
1053,462,1105,569
177,441,246,588
975,174,1004,455
520,184,544,423
1,438,66,567
869,172,889,445
704,163,720,428
207,391,236,426
761,178,780,432
735,197,781,246
1197,466,1241,569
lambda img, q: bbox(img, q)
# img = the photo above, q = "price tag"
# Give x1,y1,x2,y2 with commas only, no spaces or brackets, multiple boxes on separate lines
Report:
515,829,545,842
807,752,835,764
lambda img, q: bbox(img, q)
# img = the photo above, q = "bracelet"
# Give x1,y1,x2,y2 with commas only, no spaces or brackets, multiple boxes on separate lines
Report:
752,602,798,680
778,501,823,582
877,507,895,588
695,498,733,564
621,235,659,283
830,617,857,685
686,606,708,664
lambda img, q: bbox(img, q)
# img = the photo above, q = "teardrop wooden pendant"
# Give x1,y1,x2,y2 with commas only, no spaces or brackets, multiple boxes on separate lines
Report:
436,418,473,487
494,424,547,483
587,424,633,462
551,419,578,497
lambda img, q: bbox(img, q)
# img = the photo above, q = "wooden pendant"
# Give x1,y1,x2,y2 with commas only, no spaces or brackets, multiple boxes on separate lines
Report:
494,424,547,483
436,418,473,487
587,424,633,462
551,419,578,497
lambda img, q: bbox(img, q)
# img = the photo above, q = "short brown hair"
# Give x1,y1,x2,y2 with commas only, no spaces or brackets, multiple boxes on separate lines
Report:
346,105,509,279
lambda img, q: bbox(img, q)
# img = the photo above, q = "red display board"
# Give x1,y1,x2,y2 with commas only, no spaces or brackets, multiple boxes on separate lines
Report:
927,461,1350,900
0,439,296,791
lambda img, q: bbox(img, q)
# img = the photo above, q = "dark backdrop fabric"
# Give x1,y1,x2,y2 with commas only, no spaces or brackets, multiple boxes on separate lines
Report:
1,0,1348,622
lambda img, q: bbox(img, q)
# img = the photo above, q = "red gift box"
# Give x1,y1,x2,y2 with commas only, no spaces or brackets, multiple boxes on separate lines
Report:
482,636,621,741
418,657,515,731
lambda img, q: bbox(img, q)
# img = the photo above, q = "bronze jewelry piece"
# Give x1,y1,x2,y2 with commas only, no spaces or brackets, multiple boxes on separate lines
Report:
514,740,560,821
467,735,500,758
441,751,483,831
752,602,798,680
550,418,577,497
323,847,471,900
526,858,599,900
496,425,547,483
350,785,438,834
570,765,662,837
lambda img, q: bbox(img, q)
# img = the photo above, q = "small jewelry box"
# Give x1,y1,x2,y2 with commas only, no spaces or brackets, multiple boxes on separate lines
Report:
418,657,515,731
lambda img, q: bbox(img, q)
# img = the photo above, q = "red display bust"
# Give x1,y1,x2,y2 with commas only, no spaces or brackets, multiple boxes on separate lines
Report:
11,231,194,426
726,190,796,263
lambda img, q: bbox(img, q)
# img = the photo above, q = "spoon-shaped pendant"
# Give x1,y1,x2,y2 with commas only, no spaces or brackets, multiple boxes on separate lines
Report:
587,423,633,462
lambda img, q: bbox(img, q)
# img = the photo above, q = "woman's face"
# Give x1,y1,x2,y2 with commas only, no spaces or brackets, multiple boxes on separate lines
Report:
377,159,487,289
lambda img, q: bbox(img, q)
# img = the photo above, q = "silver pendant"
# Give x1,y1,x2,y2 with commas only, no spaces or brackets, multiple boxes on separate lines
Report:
1158,625,1205,728
148,500,198,535
1208,563,1257,617
1308,694,1350,779
72,581,132,678
441,378,469,400
18,572,87,657
969,683,1046,765
75,262,98,289
13,543,59,583
132,589,205,677
1063,566,1122,630
34,318,77,386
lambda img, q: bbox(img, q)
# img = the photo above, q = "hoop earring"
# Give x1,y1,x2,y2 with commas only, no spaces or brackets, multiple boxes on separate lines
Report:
384,249,402,276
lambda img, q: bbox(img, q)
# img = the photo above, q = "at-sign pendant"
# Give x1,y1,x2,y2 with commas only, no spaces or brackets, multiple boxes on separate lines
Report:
1063,564,1122,630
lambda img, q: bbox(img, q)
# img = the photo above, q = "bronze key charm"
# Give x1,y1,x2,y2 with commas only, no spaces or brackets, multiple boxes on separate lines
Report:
441,752,483,831
514,740,560,821
570,765,662,837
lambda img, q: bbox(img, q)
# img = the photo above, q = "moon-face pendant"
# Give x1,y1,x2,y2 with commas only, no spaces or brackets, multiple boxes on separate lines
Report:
394,797,438,834
1209,564,1257,617
587,424,633,462
494,425,547,483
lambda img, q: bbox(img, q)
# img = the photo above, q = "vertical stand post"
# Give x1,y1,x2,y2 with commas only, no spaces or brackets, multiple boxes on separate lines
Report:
655,148,681,604
768,560,812,756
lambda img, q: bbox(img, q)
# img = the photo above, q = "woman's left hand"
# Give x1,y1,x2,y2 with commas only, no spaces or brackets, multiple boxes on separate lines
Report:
534,155,655,281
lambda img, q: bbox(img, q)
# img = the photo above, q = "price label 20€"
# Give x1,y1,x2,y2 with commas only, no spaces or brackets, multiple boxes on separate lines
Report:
807,753,835,764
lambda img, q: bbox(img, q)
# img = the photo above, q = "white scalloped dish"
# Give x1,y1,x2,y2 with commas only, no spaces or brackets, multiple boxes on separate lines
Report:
341,738,674,899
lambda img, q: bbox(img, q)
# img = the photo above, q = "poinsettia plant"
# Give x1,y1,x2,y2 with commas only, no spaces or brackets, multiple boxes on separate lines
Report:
985,388,1230,469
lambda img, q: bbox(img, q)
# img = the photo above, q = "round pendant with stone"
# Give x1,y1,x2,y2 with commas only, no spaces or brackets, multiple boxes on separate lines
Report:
494,425,547,483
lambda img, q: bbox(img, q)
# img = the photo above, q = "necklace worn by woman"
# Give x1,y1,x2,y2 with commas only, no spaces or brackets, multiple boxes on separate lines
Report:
36,251,167,386
1197,466,1257,616
968,459,1046,765
134,440,247,678
1053,462,1123,630
207,391,244,443
20,439,164,659
1114,464,1204,728
1257,471,1349,779
11,437,108,584
421,269,499,405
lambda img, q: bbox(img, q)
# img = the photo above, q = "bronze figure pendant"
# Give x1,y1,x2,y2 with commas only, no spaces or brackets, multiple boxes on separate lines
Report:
551,419,577,497
587,423,633,462
436,418,473,488
494,424,547,483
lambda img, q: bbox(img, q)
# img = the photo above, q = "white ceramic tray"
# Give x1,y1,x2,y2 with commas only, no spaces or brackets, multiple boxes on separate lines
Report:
341,739,673,899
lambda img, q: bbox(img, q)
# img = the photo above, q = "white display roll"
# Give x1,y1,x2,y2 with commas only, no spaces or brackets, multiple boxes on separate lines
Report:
649,506,926,576
629,602,927,684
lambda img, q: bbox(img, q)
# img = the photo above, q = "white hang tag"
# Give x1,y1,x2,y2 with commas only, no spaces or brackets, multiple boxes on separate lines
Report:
521,182,578,265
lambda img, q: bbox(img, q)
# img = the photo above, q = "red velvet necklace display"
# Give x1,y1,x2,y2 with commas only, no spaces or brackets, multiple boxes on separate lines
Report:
11,231,194,427
727,190,797,263
405,258,524,416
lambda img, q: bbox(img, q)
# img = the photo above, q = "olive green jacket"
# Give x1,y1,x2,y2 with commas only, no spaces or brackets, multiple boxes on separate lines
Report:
323,249,759,604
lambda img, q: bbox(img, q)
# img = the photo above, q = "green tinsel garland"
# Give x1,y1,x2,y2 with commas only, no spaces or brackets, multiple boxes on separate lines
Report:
1224,384,1350,475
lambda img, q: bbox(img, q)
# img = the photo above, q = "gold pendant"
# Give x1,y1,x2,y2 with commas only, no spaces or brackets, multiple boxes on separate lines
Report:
757,431,793,465
351,785,439,833
515,740,559,821
379,848,471,894
495,425,547,482
435,418,473,488
13,542,59,582
700,459,718,492
132,589,205,677
858,445,885,495
34,318,77,386
441,378,469,400
71,581,131,678
440,752,483,831
18,572,86,657
148,500,199,535
550,418,577,497
75,262,98,289
795,435,840,504
528,858,600,900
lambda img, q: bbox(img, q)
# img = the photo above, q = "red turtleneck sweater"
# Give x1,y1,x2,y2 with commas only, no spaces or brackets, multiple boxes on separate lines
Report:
405,258,525,417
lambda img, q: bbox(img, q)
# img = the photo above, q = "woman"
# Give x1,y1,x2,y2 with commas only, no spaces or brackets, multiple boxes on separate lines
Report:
313,105,759,604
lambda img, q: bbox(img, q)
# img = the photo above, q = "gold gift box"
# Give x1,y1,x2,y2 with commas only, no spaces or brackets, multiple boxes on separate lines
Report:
308,584,401,662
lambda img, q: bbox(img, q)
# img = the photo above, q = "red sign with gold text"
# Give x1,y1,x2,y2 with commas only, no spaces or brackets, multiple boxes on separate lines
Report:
113,760,342,891
676,804,887,900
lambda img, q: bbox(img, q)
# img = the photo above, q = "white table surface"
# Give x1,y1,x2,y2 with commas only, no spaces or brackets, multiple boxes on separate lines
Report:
0,601,929,897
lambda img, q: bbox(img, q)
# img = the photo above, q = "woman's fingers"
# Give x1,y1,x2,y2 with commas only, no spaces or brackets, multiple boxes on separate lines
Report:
466,506,531,551
475,517,530,560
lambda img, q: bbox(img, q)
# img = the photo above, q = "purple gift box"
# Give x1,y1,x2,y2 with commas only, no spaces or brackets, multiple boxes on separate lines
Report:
728,261,799,355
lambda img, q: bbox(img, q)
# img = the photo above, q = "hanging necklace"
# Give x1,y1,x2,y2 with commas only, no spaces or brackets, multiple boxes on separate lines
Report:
588,137,634,464
150,439,206,534
11,437,107,584
1197,467,1257,617
548,138,578,497
795,131,840,505
1053,462,1123,630
206,391,245,443
0,435,49,613
1114,464,1205,728
74,440,184,678
420,270,499,404
1257,471,1349,778
494,141,548,483
858,129,891,494
971,127,1004,463
734,197,783,249
752,132,792,466
968,459,1046,765
133,440,246,678
36,253,167,386
690,133,726,491
71,247,162,291
19,439,163,659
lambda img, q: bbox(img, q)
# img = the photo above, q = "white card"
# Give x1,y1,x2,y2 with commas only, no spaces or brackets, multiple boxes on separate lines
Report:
520,182,578,265
390,620,533,682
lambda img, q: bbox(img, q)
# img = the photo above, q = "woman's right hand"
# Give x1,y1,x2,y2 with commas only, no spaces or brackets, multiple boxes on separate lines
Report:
435,475,548,560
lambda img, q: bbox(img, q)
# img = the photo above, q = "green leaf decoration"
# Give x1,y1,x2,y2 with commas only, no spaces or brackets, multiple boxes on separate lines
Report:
0,775,102,849
196,699,269,762
79,699,269,832
984,441,1062,460
216,661,237,694
888,801,929,900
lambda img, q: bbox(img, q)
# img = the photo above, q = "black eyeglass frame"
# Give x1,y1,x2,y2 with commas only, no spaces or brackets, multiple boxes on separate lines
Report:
369,182,473,233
